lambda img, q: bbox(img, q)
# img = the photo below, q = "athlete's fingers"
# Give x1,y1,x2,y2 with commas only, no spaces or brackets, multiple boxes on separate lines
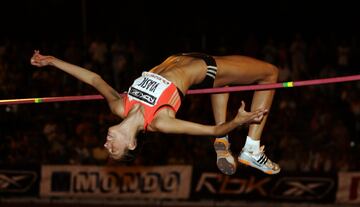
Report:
239,100,246,111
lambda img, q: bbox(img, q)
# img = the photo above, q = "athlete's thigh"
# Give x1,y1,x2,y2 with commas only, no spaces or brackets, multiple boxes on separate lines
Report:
214,55,274,87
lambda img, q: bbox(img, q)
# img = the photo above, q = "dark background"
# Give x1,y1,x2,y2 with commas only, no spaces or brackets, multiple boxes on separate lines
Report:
1,0,358,42
1,0,359,174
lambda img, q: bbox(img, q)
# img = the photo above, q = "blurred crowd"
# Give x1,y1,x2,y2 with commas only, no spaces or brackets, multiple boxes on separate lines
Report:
0,32,359,173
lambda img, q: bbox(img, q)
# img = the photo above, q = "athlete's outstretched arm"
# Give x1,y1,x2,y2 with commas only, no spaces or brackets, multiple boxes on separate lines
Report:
30,50,124,117
154,101,267,136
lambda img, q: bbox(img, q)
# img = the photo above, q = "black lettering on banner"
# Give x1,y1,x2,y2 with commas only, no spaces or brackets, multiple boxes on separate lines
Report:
121,172,138,193
161,172,180,192
69,170,182,194
100,172,118,193
73,172,98,193
141,173,160,193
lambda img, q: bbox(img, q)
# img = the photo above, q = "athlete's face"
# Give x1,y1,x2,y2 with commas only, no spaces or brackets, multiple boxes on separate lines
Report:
104,132,127,160
104,125,137,160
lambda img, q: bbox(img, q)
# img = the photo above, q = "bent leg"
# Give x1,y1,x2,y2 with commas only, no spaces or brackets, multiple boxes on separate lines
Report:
212,91,238,175
214,55,280,174
214,55,279,140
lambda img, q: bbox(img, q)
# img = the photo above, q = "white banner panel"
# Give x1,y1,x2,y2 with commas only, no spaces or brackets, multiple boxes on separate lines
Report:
40,165,192,199
337,172,360,204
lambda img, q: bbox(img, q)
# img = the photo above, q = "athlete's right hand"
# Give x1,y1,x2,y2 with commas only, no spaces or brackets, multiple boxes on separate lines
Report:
30,50,54,67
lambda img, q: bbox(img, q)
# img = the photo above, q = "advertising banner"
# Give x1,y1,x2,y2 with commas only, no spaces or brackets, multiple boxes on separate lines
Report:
191,169,336,203
40,165,192,199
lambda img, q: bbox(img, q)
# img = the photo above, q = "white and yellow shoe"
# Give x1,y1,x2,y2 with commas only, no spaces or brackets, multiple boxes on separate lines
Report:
238,146,280,174
214,138,237,175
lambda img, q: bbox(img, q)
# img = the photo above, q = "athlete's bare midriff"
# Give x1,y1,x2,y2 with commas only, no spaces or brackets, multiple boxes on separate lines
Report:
149,55,208,94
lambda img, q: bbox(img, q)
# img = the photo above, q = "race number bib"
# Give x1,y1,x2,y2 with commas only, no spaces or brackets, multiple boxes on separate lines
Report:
128,72,171,106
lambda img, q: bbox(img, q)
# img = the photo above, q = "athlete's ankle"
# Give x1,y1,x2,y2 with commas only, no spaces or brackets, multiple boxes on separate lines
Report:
244,136,260,153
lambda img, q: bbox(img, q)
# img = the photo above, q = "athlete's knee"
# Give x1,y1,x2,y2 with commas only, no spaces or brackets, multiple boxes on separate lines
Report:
263,64,279,83
269,65,279,82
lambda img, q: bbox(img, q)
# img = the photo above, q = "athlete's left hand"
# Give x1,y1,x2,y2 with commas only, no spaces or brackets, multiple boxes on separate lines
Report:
235,101,268,125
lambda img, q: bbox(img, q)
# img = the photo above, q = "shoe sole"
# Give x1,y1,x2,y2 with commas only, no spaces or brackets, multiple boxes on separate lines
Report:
214,141,236,175
238,157,281,175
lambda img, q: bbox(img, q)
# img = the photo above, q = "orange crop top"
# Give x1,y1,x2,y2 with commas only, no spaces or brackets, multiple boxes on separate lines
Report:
123,72,182,130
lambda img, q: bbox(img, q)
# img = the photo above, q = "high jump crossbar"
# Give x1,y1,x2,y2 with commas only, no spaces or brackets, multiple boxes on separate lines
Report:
0,74,359,105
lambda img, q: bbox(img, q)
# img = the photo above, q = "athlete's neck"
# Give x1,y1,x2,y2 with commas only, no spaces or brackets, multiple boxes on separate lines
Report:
127,104,145,131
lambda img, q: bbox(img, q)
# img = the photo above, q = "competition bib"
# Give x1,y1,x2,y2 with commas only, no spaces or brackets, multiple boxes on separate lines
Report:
128,72,171,106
